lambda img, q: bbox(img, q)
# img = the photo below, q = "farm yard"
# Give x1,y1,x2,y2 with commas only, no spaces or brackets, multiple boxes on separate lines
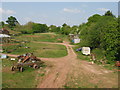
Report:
1,2,119,89
1,33,118,88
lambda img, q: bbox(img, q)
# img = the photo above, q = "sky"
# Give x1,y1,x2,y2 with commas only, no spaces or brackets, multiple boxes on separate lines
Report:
0,2,118,26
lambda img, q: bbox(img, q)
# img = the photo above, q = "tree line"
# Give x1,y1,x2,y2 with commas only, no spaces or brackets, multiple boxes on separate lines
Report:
0,16,80,35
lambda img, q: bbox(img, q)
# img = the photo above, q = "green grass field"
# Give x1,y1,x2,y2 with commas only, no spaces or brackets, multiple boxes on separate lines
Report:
3,42,67,58
13,33,67,43
3,33,68,58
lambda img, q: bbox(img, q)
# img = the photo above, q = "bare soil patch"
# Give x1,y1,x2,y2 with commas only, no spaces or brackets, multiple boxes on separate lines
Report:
25,35,41,37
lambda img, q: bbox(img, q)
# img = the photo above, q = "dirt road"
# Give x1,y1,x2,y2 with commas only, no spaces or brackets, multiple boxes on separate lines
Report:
36,41,118,88
5,41,118,88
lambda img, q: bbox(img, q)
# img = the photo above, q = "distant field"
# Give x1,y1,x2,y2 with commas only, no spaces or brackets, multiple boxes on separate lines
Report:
3,42,67,58
13,33,67,43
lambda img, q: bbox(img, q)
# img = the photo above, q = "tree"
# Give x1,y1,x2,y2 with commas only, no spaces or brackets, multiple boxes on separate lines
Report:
104,10,115,17
71,25,79,34
20,21,35,34
49,25,57,32
6,16,19,29
62,23,67,27
61,23,71,35
49,25,61,33
87,14,101,23
0,21,5,28
32,23,48,33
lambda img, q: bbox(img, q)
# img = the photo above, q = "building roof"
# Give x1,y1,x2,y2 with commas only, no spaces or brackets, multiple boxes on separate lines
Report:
0,34,10,38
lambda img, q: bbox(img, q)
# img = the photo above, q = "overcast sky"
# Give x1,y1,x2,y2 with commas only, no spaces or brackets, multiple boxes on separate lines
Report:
1,2,118,26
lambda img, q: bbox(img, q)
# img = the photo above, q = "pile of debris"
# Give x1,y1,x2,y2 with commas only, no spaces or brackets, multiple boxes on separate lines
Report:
115,61,120,67
11,53,44,72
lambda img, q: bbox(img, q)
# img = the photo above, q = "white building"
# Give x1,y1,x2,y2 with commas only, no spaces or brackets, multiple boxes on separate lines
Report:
69,34,80,44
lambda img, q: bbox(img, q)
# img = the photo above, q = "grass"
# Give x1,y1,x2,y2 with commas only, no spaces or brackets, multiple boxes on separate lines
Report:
0,60,1,89
3,42,67,58
64,74,96,88
38,73,45,77
3,33,68,58
13,33,67,43
2,58,41,88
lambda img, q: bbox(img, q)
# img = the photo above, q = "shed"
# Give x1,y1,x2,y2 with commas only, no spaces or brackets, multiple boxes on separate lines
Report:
0,54,7,59
0,34,11,43
82,47,90,55
74,39,80,44
0,34,10,38
69,34,80,44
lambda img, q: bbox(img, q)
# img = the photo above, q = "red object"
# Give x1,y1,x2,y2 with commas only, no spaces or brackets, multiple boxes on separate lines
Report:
0,28,9,35
22,56,30,63
115,61,120,67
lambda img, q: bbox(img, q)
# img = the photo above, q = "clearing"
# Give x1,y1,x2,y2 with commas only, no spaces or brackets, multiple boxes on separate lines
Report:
4,41,118,88
2,33,118,88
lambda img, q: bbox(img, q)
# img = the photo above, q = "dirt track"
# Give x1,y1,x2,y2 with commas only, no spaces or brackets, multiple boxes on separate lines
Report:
37,41,118,88
5,41,118,88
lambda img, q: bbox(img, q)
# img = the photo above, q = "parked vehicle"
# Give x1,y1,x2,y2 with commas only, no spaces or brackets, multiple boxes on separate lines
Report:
82,47,90,55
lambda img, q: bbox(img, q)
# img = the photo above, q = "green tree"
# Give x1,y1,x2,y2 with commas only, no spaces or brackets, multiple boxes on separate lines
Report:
49,25,61,33
61,23,71,35
71,25,79,34
79,12,119,62
104,10,115,17
49,25,57,32
6,16,19,29
87,14,101,23
32,23,48,33
0,21,5,28
20,21,34,34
